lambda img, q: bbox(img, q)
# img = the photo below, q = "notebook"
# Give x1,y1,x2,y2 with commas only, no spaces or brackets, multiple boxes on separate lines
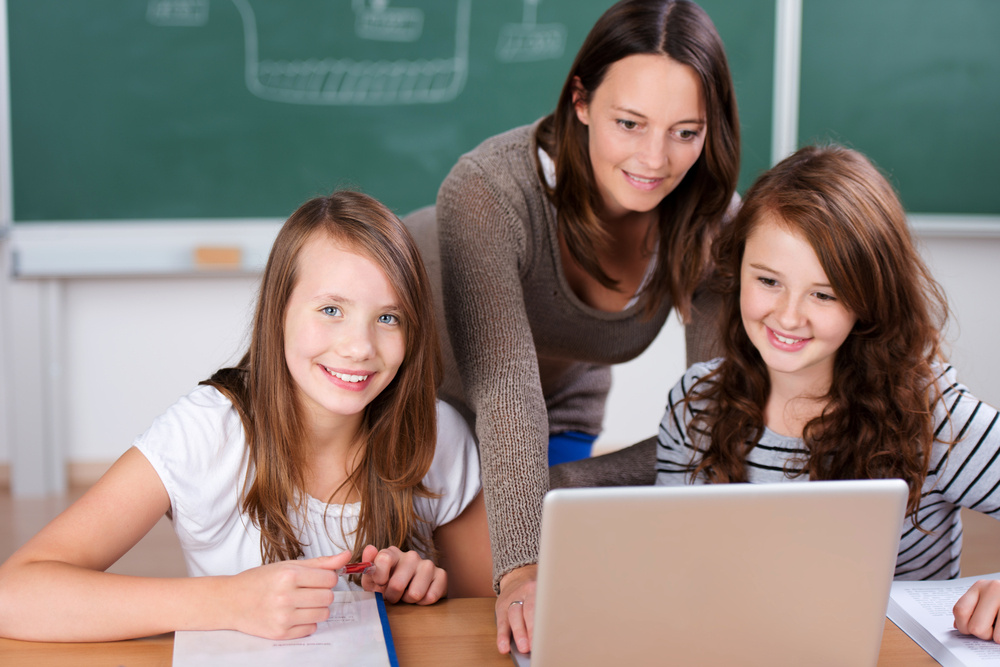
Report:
516,479,908,667
173,591,398,667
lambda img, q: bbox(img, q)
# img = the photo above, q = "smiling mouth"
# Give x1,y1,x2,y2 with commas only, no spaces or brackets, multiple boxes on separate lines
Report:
772,330,807,345
624,171,662,184
323,367,370,383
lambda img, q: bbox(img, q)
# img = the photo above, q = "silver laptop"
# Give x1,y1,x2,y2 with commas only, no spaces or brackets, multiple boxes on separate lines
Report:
516,479,908,667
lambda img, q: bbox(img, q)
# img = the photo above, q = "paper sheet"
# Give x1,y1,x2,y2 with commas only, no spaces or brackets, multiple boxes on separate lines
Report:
172,590,394,667
889,575,1000,667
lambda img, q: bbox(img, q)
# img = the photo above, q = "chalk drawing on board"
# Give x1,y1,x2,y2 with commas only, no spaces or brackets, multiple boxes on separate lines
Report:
354,0,424,43
147,0,210,27
496,0,565,63
231,0,470,105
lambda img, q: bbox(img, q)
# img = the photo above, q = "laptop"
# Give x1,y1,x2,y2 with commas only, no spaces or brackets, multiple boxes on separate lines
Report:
514,479,908,667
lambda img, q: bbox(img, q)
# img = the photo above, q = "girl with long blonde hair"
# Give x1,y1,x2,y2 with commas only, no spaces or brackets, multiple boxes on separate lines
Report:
0,190,492,642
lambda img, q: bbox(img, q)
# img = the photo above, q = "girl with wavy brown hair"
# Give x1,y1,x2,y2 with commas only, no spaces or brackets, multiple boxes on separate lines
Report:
655,144,1000,642
0,191,492,643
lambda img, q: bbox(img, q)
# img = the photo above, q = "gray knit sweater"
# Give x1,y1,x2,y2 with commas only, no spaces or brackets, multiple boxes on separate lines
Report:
404,121,723,587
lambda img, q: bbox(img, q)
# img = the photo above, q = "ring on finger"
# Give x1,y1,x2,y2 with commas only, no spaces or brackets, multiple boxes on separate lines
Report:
509,600,525,609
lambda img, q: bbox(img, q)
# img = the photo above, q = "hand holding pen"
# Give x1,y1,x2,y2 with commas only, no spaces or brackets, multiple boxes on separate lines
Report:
226,550,354,640
358,544,448,605
336,561,375,576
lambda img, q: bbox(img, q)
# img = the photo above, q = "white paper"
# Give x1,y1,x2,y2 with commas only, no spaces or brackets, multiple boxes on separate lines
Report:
888,574,1000,667
172,590,393,667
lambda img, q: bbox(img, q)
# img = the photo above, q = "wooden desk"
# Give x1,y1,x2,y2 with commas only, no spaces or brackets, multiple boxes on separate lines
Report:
0,598,938,666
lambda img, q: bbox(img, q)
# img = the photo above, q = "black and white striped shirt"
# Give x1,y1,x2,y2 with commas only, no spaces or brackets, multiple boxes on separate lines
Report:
656,359,1000,580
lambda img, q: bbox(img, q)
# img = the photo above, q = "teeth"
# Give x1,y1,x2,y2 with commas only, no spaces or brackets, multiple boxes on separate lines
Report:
627,172,659,184
326,368,369,383
774,332,802,345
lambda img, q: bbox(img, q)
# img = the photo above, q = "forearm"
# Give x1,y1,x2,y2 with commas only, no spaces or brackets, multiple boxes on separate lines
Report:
549,436,657,489
465,350,548,584
0,560,230,642
479,429,547,588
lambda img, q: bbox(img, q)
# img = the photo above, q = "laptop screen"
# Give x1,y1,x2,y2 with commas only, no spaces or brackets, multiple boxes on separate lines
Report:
527,480,908,667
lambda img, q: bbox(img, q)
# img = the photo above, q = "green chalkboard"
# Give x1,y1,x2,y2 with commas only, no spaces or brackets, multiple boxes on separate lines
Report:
8,0,774,223
799,0,1000,215
700,0,774,193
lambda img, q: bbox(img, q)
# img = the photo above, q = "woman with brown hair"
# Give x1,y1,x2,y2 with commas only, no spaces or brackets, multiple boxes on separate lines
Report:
655,144,1000,643
0,190,493,642
404,0,740,653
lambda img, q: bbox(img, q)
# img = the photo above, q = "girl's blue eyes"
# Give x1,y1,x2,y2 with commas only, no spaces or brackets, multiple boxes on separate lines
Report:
320,307,399,325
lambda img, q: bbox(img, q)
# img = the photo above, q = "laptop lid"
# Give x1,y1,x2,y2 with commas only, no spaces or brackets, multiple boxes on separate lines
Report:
526,479,908,667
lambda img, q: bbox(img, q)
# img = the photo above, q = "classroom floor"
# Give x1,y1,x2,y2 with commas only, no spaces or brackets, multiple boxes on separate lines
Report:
1,487,999,579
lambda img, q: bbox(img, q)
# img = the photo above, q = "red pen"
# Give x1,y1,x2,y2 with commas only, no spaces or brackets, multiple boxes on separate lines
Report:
336,561,374,576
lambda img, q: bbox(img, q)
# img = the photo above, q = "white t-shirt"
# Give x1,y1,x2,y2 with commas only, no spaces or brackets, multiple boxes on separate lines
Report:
134,385,481,588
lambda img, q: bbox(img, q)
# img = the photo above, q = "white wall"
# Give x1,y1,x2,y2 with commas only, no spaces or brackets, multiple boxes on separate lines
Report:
62,275,257,461
920,235,1000,408
1,233,998,480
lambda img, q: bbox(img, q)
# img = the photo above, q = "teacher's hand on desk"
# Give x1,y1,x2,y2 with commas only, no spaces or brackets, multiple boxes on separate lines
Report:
495,564,537,654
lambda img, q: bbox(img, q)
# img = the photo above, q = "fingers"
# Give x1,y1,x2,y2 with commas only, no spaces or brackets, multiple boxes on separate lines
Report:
295,550,353,589
294,585,337,610
495,599,512,654
359,545,380,591
360,546,398,592
496,598,531,654
955,579,1000,642
229,559,344,639
278,624,320,640
953,583,982,635
521,598,534,648
277,607,331,638
360,546,447,605
377,547,440,604
262,602,340,641
495,565,538,654
498,597,533,654
301,550,354,572
404,562,447,605
362,544,379,565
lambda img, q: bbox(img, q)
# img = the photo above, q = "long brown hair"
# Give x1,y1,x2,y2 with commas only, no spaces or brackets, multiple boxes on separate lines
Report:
203,191,442,563
536,0,739,319
688,144,949,520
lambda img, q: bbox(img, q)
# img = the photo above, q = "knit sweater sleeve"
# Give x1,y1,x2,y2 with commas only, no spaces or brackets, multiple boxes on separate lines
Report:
436,132,550,589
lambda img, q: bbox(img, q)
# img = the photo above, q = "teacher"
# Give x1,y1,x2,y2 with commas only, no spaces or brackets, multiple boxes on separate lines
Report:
404,0,739,653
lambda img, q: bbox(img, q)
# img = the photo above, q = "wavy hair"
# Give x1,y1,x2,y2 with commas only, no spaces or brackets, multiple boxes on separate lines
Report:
203,190,442,563
687,145,949,521
536,0,740,319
